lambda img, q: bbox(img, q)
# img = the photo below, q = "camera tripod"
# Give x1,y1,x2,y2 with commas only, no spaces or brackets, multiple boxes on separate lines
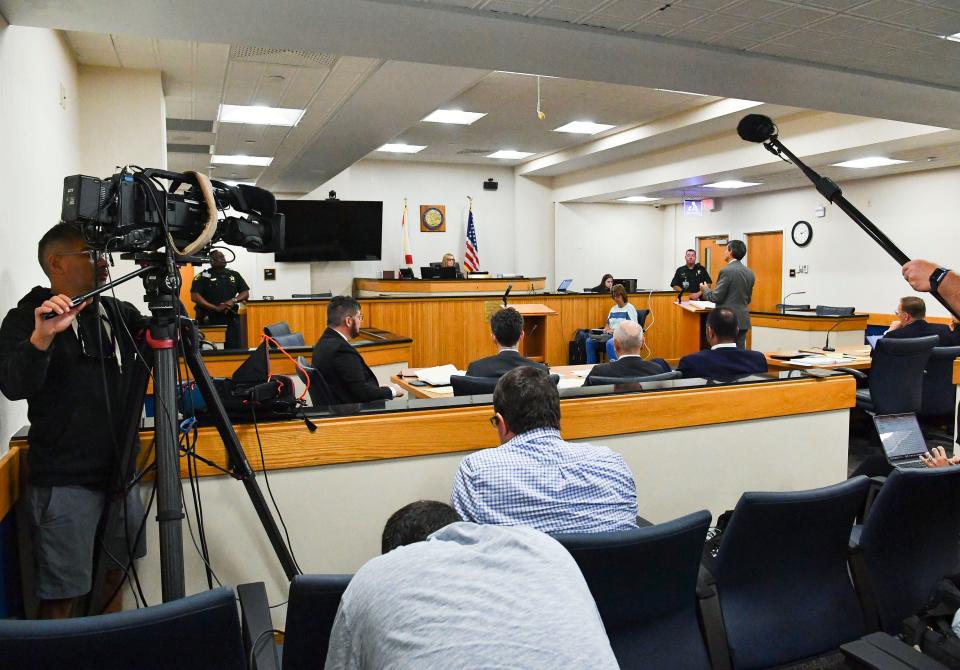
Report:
79,253,300,602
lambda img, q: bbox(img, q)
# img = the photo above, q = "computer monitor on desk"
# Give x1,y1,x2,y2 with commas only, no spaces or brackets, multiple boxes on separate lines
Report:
421,266,457,279
613,278,637,293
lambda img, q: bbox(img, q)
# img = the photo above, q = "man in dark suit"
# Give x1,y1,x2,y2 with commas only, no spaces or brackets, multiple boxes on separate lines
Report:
699,239,755,349
585,321,663,385
678,308,768,380
312,295,404,404
466,307,547,378
884,296,960,345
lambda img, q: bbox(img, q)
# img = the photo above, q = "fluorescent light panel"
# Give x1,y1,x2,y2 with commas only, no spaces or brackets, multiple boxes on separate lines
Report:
704,180,761,189
218,104,304,126
942,32,960,42
222,180,256,187
211,154,273,166
487,150,534,160
377,143,426,154
554,121,615,135
831,156,909,169
423,109,486,125
618,196,660,203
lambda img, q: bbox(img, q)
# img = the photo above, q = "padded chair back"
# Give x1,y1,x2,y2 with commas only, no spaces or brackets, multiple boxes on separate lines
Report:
0,586,244,670
271,332,306,347
775,304,811,312
282,574,352,670
858,467,960,633
296,356,334,407
869,336,938,415
264,321,292,338
816,305,856,317
635,308,650,329
555,510,712,669
451,374,499,396
921,346,960,417
586,370,682,386
713,477,870,669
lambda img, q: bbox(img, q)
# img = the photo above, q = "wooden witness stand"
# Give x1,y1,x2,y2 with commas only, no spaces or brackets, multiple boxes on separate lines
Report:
676,301,712,353
513,303,557,363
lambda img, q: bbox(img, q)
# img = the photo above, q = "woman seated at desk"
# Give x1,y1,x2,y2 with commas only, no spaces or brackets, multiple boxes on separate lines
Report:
591,273,614,293
438,253,464,278
586,283,639,363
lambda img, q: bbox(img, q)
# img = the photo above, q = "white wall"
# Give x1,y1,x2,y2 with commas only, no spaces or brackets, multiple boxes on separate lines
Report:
555,203,665,291
660,167,960,317
77,66,167,310
514,174,556,288
301,160,517,296
0,25,80,448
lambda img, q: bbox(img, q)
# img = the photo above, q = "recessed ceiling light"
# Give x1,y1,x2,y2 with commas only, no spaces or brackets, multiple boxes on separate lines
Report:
487,150,534,160
830,156,909,169
218,104,304,126
941,32,960,42
377,143,427,154
222,180,256,187
211,154,274,166
618,196,660,203
703,180,761,189
423,109,487,125
554,121,616,135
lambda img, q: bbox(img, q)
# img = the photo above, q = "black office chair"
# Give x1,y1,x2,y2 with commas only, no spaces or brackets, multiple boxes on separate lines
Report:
850,467,960,633
816,305,856,317
555,510,712,670
701,477,870,669
845,335,938,415
636,308,650,329
920,346,960,436
585,370,682,386
271,332,306,347
452,372,560,396
264,321,292,338
296,356,334,407
282,574,353,670
0,586,245,670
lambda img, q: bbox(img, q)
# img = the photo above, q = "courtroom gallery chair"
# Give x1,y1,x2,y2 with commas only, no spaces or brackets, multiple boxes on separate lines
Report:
843,335,938,416
452,373,560,396
554,510,713,670
585,370,682,386
919,346,960,440
0,586,245,670
242,574,352,670
296,356,334,407
264,321,292,338
849,467,960,634
699,478,870,670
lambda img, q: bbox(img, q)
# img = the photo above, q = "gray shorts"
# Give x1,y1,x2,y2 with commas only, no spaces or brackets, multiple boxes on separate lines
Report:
27,484,148,601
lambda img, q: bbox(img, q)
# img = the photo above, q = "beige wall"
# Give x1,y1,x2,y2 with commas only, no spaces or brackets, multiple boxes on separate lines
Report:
0,26,81,448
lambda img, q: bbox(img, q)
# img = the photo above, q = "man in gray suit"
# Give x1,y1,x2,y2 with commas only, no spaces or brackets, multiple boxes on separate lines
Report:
699,239,755,348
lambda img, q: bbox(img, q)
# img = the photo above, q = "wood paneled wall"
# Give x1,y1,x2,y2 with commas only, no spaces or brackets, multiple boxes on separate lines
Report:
245,292,698,369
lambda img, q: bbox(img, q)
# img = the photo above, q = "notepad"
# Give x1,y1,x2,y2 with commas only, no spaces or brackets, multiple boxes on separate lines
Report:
787,356,853,366
416,364,463,386
687,300,716,309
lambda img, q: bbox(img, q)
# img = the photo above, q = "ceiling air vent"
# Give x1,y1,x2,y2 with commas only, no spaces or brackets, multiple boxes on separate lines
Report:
457,148,494,155
229,45,337,68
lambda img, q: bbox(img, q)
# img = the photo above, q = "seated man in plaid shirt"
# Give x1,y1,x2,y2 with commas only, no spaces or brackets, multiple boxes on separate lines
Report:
451,366,639,534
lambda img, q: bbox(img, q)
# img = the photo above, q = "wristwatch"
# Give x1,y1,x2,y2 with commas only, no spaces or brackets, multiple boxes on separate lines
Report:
929,268,951,294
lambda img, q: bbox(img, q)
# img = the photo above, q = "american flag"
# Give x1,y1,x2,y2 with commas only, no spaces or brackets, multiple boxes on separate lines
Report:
400,200,413,267
464,207,479,272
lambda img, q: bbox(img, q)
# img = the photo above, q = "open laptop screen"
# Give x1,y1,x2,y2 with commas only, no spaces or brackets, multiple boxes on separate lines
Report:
874,413,927,460
557,279,573,291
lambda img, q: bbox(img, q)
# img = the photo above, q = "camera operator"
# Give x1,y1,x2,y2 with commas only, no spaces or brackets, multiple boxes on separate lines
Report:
0,223,147,619
190,249,249,349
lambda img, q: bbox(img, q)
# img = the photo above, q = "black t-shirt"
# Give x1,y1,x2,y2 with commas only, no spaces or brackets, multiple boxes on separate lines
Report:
670,264,712,293
191,267,249,313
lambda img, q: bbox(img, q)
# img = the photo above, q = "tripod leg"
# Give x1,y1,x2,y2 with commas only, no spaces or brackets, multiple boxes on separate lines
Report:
180,319,300,580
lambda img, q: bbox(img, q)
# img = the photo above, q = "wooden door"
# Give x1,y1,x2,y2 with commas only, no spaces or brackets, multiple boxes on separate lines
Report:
745,231,783,313
697,237,727,286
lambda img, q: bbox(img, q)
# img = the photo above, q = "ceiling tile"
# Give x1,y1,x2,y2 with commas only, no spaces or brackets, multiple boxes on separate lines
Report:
534,5,589,20
603,0,662,19
687,13,752,32
766,6,832,28
887,6,960,33
798,0,864,10
721,0,792,19
548,0,609,10
680,0,740,10
725,20,793,40
482,0,535,15
847,0,918,20
639,5,708,26
582,13,634,29
668,27,719,42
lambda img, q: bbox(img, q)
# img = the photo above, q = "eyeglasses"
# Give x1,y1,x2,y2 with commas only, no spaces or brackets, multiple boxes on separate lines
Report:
55,249,102,261
350,312,364,322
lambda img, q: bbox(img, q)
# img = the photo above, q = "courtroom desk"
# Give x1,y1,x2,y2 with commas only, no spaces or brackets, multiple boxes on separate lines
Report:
750,311,868,351
8,370,854,619
354,277,546,298
765,345,873,372
393,363,593,399
245,290,698,370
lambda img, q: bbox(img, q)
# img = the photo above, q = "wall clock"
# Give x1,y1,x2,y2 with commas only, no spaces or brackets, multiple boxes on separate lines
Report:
420,205,446,232
791,220,813,247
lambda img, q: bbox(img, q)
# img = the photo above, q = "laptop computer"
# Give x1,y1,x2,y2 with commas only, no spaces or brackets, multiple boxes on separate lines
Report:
874,413,931,470
557,278,573,292
421,266,457,280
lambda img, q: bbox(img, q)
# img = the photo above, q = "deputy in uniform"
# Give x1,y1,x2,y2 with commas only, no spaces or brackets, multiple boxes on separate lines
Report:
670,249,711,299
191,250,249,349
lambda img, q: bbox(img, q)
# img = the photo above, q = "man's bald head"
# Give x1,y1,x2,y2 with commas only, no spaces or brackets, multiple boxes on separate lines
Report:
613,320,644,355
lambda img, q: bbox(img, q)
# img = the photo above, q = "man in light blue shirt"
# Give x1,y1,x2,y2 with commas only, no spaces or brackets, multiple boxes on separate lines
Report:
451,366,639,534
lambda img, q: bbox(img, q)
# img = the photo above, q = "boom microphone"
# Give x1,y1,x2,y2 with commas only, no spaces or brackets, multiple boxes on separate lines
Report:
502,284,513,308
737,114,778,143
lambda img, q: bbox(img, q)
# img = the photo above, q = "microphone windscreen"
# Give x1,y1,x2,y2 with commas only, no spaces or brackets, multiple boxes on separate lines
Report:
737,114,777,143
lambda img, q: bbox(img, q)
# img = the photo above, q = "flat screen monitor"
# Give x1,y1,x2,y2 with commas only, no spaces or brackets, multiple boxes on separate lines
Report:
274,200,383,262
613,278,637,293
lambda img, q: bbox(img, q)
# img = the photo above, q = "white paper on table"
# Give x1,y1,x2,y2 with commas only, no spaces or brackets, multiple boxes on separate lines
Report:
788,356,852,366
557,377,585,389
687,300,716,309
429,385,454,395
416,364,462,386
